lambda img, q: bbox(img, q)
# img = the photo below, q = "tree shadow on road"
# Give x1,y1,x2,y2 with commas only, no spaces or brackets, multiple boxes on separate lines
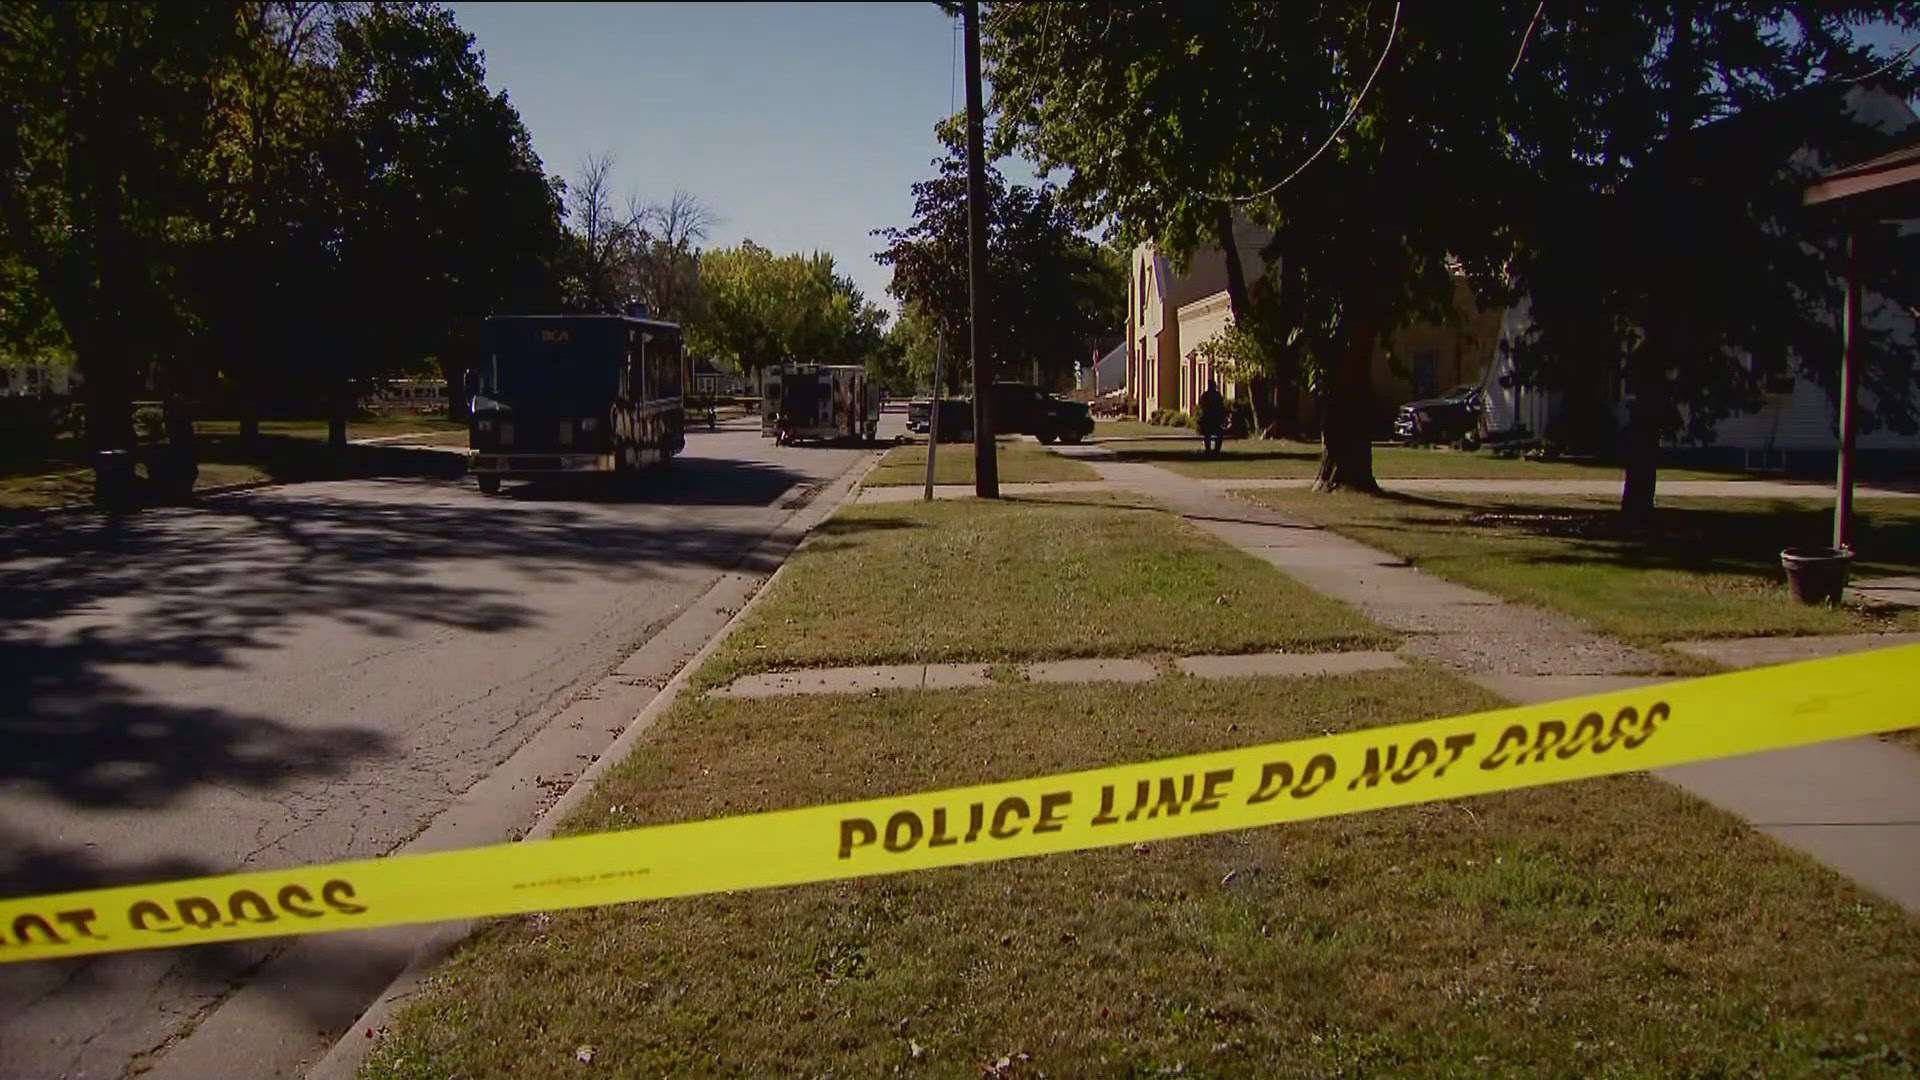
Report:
501,455,810,507
0,475,813,884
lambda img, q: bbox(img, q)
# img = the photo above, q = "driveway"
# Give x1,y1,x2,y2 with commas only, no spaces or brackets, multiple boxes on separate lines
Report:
0,418,889,1079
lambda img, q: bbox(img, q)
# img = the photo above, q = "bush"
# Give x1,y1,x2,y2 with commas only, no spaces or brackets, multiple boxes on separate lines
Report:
1148,408,1191,428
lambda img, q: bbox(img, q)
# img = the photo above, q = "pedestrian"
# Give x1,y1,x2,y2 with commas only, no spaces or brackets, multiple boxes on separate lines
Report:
1197,381,1227,455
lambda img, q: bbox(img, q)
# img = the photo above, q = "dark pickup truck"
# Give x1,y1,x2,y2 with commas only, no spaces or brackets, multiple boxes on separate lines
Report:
1393,384,1485,448
908,383,1096,444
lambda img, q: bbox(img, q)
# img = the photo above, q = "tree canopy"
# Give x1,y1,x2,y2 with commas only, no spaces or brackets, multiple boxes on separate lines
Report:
874,121,1121,392
984,1,1920,501
691,242,889,385
0,0,573,462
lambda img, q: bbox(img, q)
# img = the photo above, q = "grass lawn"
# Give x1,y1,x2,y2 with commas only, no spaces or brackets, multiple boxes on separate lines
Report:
699,493,1391,688
0,430,467,512
1113,437,1736,482
191,414,466,441
0,416,467,511
1240,489,1920,644
1089,417,1176,440
0,451,271,509
864,440,1099,486
363,671,1920,1078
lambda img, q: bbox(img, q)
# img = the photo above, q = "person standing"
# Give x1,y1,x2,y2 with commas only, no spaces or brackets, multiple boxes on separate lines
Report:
1197,381,1227,455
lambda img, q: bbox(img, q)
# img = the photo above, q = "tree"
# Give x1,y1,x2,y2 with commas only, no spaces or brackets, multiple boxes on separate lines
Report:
0,2,244,489
986,2,1527,491
885,301,946,393
694,242,885,390
565,152,629,312
1501,3,1920,515
874,121,1120,391
322,1,567,441
193,1,343,443
626,189,714,324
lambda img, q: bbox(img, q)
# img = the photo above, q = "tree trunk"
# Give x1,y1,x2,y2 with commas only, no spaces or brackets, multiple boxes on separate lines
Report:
1213,203,1251,322
1314,316,1379,493
1621,2,1695,518
1274,381,1300,439
1620,346,1664,517
329,373,350,449
162,393,198,502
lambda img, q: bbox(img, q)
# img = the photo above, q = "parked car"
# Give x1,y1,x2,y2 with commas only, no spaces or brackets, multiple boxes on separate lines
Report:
1394,384,1486,448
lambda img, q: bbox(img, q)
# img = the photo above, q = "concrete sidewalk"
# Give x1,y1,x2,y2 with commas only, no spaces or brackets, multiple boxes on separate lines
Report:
857,480,1116,504
1090,461,1656,677
1092,459,1920,916
1207,476,1920,498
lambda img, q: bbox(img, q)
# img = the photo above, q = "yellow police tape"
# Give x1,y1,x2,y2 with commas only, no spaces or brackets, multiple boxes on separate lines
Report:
2,644,1914,964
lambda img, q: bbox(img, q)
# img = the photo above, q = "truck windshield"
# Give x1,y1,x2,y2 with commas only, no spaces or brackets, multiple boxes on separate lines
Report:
482,320,622,413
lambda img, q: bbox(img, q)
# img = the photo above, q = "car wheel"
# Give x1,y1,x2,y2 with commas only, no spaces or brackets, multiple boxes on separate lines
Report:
1061,431,1085,445
1036,431,1058,445
477,474,501,495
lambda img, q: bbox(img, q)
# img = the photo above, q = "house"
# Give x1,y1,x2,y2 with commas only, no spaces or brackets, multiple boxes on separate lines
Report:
0,359,77,398
1125,215,1499,428
1481,83,1920,471
691,356,724,397
1126,214,1269,420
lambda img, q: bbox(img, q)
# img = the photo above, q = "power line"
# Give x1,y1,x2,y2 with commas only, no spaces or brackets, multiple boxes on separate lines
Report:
1509,1,1545,77
1218,2,1401,204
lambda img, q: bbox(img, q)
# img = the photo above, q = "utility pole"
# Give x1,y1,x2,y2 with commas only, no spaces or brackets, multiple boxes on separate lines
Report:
924,336,942,501
962,0,998,497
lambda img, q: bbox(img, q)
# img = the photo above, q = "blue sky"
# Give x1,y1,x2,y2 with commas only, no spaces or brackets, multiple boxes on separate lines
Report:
449,1,1011,314
451,4,1920,318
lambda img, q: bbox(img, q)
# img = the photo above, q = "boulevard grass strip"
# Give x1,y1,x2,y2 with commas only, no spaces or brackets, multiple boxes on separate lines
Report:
1112,437,1732,481
864,439,1099,486
362,671,1920,1079
1239,489,1920,644
698,493,1391,689
0,453,268,509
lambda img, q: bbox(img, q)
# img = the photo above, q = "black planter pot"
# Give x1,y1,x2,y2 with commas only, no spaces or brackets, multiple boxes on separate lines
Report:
1780,546,1854,605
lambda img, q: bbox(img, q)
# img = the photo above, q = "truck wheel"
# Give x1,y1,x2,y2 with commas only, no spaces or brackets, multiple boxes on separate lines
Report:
478,475,501,495
1036,431,1058,445
1061,431,1085,445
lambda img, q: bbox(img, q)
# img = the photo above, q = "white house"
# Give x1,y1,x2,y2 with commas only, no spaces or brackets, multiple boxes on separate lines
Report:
1480,84,1920,471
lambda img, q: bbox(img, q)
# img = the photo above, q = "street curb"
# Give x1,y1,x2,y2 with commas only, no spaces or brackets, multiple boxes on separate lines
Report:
302,448,881,1080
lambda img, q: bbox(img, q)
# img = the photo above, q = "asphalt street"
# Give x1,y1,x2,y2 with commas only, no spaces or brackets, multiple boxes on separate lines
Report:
0,416,892,1079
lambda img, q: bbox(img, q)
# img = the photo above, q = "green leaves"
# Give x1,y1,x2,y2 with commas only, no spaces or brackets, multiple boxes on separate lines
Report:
693,243,885,378
873,128,1122,389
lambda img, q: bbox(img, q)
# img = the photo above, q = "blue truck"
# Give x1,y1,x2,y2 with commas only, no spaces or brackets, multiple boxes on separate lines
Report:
465,314,686,494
